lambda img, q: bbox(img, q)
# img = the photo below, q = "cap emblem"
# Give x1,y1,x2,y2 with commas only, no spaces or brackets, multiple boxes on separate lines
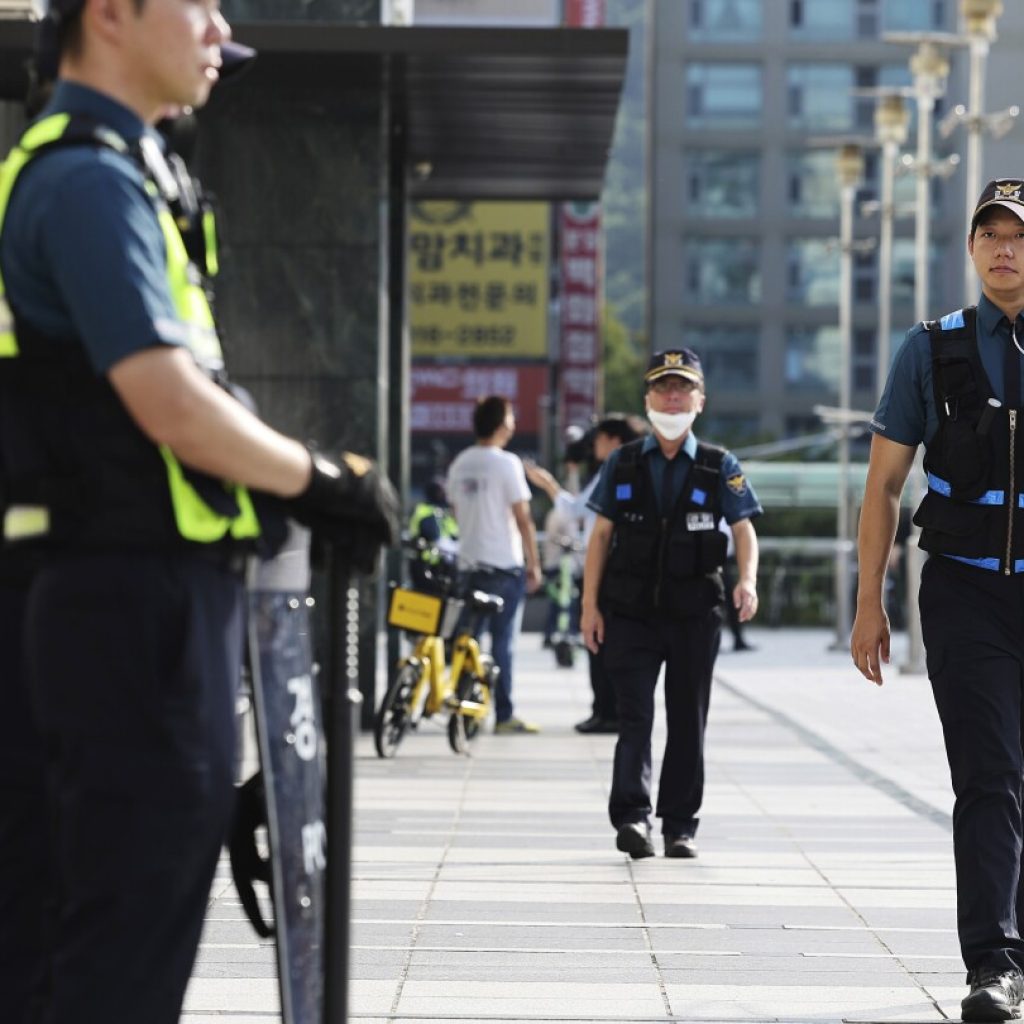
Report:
664,352,683,367
996,182,1023,201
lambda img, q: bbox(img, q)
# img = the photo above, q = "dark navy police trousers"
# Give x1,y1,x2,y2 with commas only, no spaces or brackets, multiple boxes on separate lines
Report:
19,551,243,1024
921,554,1024,974
602,605,722,837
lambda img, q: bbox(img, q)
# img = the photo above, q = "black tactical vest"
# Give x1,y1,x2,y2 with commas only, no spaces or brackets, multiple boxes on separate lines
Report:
913,306,1024,574
0,116,282,556
600,439,728,618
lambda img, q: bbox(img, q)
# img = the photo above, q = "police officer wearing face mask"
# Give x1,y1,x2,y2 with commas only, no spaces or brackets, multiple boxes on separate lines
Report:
852,179,1024,1023
581,349,761,860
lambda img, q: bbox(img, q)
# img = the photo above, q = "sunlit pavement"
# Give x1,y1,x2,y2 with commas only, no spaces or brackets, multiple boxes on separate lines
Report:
184,627,966,1023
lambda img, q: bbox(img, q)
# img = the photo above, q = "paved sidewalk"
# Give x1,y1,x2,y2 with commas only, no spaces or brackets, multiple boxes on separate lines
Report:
183,628,965,1023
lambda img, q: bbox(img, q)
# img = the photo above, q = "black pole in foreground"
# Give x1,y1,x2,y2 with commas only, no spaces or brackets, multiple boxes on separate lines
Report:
324,545,360,1024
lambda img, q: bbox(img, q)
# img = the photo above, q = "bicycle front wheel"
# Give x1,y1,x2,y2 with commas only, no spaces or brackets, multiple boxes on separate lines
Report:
447,670,489,755
375,661,424,758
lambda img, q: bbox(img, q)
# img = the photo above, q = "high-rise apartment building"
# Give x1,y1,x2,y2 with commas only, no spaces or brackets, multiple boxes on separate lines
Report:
648,0,969,443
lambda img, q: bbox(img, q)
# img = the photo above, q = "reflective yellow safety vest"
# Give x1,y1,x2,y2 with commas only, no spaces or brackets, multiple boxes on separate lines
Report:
0,112,260,548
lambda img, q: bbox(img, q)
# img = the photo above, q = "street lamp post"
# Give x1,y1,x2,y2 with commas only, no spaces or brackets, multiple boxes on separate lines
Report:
833,143,865,651
883,34,956,674
874,94,911,395
937,1,1018,303
962,0,1002,300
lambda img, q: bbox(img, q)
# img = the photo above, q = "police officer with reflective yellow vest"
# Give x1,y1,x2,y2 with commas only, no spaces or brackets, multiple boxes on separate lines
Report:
407,477,459,591
853,180,1024,1023
581,350,761,860
0,2,398,1022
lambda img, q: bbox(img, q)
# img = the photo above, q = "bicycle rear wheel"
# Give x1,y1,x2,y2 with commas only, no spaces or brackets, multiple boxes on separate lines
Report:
374,661,424,758
447,670,489,755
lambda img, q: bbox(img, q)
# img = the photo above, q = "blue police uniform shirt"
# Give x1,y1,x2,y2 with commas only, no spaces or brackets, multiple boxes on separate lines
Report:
587,431,763,524
0,82,182,375
872,294,1024,446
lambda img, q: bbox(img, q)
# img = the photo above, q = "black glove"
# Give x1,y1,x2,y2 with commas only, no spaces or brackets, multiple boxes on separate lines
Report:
289,450,400,567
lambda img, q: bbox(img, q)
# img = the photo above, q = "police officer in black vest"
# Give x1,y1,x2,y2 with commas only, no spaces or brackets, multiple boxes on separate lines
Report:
581,350,761,859
853,179,1024,1023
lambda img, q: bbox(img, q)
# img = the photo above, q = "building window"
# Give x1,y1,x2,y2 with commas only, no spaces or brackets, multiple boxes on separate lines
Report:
688,0,762,41
685,151,759,218
789,0,853,39
787,239,839,306
853,328,876,391
882,0,947,31
787,64,855,131
890,238,942,310
686,64,762,130
700,413,761,446
784,413,822,438
684,239,761,305
682,327,759,391
785,327,841,393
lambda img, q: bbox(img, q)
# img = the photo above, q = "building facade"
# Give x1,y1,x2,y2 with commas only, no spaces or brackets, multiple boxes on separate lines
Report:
647,0,969,443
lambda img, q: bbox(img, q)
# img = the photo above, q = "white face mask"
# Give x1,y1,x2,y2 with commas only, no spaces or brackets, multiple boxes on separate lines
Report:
647,409,696,441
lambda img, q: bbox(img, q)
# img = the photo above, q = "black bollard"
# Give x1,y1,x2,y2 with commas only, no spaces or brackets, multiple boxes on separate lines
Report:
324,545,360,1024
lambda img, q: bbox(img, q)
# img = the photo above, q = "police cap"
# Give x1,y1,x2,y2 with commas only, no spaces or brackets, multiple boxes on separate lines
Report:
971,178,1024,234
644,348,704,388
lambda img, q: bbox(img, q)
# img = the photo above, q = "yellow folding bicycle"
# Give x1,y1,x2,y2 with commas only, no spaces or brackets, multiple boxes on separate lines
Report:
374,550,503,758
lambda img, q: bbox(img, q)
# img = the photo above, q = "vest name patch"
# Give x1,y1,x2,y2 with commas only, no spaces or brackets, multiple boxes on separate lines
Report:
686,512,716,532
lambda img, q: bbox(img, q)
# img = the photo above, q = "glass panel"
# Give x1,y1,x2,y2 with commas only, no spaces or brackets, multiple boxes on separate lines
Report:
688,0,762,41
684,239,761,305
685,151,760,218
789,0,854,39
681,327,759,390
787,239,839,306
883,2,946,31
785,327,841,393
890,240,942,309
788,150,837,217
699,413,761,446
787,64,855,131
686,64,763,130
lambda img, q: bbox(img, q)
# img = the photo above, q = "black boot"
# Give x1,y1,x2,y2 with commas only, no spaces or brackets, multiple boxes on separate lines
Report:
962,968,1024,1022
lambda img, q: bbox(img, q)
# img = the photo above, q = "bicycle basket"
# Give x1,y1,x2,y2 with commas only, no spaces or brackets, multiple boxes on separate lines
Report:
387,586,465,639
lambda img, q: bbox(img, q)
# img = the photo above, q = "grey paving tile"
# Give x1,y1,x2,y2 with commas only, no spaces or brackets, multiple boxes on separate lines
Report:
413,922,652,951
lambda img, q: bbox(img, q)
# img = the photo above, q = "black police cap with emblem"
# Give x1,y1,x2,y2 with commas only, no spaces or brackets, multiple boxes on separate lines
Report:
971,178,1024,233
644,348,704,387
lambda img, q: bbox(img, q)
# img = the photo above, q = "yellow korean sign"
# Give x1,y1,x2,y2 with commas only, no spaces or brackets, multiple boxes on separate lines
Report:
409,201,550,359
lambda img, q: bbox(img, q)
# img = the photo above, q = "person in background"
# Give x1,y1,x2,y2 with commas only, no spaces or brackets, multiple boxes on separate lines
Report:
407,477,459,592
526,414,644,732
447,395,543,734
719,518,755,652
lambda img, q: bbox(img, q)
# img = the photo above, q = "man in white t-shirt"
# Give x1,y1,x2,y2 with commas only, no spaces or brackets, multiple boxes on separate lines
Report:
448,395,543,733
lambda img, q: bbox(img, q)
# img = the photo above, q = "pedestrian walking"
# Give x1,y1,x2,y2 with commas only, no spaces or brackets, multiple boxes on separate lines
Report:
526,414,644,732
581,350,761,859
852,179,1024,1022
0,3,397,1021
447,395,543,733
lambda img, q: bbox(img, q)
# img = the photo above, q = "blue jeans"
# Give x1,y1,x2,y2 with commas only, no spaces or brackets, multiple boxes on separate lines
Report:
468,568,526,724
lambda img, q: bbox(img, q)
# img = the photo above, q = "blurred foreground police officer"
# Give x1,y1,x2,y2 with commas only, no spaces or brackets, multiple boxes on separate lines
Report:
581,350,761,859
852,179,1024,1022
0,2,398,1022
